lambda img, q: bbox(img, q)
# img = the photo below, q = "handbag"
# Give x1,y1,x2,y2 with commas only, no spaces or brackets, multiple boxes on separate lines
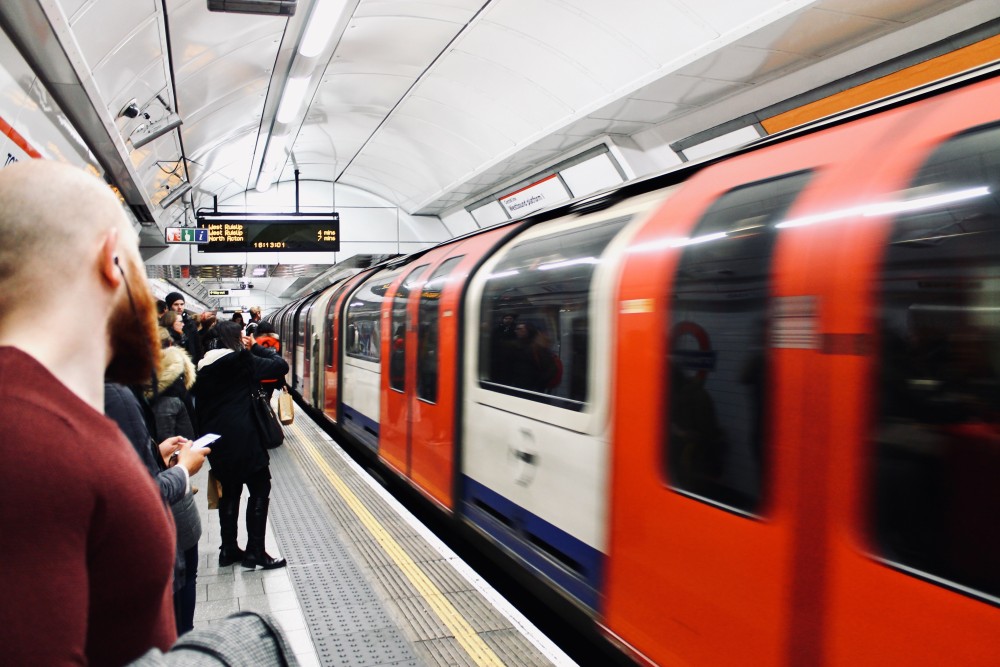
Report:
277,387,294,425
251,386,284,449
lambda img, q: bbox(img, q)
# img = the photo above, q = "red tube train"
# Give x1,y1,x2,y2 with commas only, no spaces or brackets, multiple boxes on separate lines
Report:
270,64,1000,666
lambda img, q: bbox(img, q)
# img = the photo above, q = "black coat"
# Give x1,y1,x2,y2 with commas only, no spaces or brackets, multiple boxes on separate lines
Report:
193,345,288,484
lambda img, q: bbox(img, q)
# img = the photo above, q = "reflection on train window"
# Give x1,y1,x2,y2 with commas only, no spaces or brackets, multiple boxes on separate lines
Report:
346,271,398,363
390,265,429,391
418,256,463,403
667,171,811,515
479,217,631,410
873,123,1000,600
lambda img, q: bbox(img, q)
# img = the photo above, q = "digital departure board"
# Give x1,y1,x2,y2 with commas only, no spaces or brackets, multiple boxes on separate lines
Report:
196,212,340,253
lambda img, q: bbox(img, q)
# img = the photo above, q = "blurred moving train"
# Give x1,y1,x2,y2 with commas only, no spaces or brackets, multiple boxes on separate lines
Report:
269,64,1000,666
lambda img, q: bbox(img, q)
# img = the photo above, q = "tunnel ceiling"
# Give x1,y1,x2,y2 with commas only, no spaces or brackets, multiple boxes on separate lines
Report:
13,0,1000,232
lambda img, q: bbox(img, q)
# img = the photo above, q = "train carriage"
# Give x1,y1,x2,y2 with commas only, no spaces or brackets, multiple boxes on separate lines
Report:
273,66,1000,667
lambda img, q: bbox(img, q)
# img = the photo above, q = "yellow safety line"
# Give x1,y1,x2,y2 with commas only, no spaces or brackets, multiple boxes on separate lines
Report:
288,421,506,667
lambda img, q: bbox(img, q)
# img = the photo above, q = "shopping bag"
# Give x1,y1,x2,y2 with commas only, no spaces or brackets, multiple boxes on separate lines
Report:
277,387,294,425
207,469,221,510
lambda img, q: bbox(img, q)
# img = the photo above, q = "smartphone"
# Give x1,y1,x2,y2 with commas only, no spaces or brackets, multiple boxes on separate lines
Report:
191,433,220,450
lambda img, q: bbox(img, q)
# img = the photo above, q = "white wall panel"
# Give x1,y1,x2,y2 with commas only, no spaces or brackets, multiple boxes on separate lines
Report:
560,153,622,198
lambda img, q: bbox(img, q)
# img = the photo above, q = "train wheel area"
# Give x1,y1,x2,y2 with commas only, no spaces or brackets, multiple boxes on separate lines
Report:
189,394,576,667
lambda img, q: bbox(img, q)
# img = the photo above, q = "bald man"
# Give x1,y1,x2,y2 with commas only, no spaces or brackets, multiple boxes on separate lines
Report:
0,162,179,665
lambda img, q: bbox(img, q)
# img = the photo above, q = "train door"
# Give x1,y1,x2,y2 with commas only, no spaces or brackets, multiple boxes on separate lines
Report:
604,140,851,663
406,249,476,510
323,273,367,421
819,85,1000,666
381,263,431,474
461,205,648,611
295,293,319,393
309,286,338,408
342,267,402,451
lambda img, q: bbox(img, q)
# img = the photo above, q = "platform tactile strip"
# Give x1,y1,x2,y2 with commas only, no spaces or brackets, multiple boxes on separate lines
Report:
267,446,422,666
265,407,568,667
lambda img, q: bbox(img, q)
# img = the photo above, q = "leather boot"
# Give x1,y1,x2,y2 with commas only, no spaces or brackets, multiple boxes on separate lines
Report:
241,497,287,570
217,491,245,567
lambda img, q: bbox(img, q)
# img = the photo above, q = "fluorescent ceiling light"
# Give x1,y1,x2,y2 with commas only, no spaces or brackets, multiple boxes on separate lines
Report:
276,77,310,124
299,0,342,58
256,170,276,192
131,113,183,149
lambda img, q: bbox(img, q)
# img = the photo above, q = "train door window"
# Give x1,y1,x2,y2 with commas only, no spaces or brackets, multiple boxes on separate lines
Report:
479,217,631,411
346,271,398,362
417,256,463,403
667,171,812,515
324,281,353,368
390,264,429,391
872,123,1000,600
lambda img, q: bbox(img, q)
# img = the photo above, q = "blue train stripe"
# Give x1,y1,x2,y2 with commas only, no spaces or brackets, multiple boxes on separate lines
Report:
342,403,379,452
460,475,603,612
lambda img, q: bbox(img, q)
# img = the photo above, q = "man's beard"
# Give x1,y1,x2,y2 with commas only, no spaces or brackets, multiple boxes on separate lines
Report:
105,261,161,386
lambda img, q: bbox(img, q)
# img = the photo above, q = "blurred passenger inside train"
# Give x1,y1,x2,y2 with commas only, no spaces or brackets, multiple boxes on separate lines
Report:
0,161,179,663
254,321,283,401
507,321,559,393
194,321,290,570
164,291,204,363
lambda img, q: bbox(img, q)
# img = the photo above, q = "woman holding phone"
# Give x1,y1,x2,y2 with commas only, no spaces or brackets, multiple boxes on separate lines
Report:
194,320,290,570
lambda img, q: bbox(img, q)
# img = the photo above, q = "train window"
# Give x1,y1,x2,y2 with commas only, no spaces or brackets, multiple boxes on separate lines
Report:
667,171,812,515
417,256,463,403
389,264,429,391
479,217,631,410
346,271,399,362
872,123,1000,600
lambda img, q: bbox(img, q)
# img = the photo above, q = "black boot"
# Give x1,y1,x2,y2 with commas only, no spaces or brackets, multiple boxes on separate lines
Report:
242,497,287,570
217,491,245,567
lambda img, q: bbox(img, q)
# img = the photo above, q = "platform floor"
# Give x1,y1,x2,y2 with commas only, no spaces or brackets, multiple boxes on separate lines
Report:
189,401,574,667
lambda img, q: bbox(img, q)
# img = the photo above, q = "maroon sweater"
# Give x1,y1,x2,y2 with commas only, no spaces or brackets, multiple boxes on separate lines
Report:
0,347,177,665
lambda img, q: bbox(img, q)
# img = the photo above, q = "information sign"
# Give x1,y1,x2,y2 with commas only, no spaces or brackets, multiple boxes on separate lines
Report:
165,227,209,244
196,212,340,253
208,289,229,296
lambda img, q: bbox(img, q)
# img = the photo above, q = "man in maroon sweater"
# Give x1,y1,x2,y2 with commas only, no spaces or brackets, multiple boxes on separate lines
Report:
0,161,181,665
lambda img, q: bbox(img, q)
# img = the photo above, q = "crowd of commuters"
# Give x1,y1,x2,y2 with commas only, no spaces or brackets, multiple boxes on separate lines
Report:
0,161,293,665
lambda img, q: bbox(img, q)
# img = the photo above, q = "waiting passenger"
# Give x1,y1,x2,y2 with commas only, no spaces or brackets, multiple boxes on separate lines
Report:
104,382,207,637
245,305,262,337
161,310,187,348
0,161,178,663
194,321,290,570
164,291,204,363
255,321,284,401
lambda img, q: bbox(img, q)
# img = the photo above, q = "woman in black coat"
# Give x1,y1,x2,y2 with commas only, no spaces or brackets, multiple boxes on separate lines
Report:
194,320,289,570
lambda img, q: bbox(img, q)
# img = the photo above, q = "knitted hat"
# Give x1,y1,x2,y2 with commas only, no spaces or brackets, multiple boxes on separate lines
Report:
164,292,184,308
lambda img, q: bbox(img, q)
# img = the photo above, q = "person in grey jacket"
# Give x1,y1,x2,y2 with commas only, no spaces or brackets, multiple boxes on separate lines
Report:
104,382,208,634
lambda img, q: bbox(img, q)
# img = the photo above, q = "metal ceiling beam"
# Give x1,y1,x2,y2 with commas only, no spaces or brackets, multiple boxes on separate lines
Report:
0,0,158,226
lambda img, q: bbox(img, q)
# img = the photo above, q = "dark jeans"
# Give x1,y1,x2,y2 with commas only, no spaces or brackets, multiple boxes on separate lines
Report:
173,544,199,634
219,466,272,501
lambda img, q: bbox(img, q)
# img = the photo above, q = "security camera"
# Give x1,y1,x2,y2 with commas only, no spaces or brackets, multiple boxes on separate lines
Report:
248,283,254,289
119,100,140,119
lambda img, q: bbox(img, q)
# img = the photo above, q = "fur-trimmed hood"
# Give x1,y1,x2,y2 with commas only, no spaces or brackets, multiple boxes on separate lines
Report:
157,346,196,393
